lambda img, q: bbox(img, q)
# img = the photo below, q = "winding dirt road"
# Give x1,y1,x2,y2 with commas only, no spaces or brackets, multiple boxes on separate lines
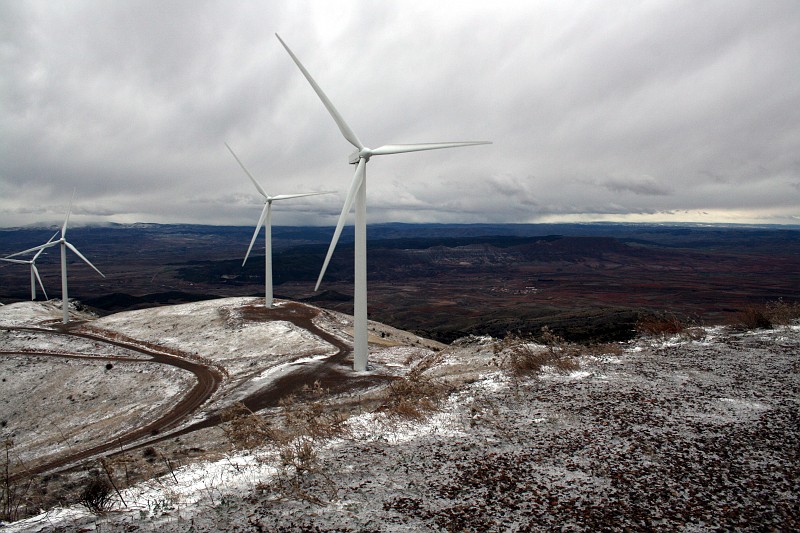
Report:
2,325,223,480
2,301,393,480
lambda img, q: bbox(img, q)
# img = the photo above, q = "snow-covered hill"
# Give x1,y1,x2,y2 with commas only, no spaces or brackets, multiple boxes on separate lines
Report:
2,300,798,531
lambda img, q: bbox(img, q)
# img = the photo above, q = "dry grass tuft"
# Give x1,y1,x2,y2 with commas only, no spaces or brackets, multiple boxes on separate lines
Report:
2,439,37,523
765,298,800,326
382,352,450,419
636,314,686,337
733,307,773,330
498,327,582,377
77,473,114,515
584,342,625,357
729,299,800,331
220,403,278,451
279,382,348,442
219,384,346,505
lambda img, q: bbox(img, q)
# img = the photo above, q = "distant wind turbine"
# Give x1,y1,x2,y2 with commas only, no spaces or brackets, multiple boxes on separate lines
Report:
225,143,331,308
276,34,491,371
1,230,59,300
6,193,105,323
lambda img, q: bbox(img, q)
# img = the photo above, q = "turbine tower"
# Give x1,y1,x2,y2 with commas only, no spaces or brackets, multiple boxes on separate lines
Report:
6,193,105,323
1,230,58,300
226,143,331,308
276,34,491,371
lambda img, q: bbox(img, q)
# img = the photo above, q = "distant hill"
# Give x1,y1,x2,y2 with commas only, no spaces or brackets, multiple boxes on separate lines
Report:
2,223,799,342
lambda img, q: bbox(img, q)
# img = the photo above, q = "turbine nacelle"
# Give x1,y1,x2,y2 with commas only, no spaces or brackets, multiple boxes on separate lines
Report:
349,149,367,165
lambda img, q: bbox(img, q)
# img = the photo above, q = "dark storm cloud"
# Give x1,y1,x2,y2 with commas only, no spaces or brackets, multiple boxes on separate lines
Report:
1,0,799,227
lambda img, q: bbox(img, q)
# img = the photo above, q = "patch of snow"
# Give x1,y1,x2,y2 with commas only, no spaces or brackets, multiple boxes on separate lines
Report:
4,314,799,532
719,397,770,412
92,297,335,365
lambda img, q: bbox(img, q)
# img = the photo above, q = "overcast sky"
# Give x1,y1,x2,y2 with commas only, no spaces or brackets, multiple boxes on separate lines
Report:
1,0,799,228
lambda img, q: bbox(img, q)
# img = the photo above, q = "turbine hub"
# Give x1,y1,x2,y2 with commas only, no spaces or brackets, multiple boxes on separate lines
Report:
349,148,372,164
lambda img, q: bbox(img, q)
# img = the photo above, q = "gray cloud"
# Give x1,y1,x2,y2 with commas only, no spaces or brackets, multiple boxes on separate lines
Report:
1,0,799,228
600,175,671,196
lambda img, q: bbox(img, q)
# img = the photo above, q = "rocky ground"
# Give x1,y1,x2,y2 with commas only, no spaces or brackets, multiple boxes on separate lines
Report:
6,321,798,532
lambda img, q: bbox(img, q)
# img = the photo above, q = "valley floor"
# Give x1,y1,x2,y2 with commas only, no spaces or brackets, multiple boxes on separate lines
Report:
7,323,798,532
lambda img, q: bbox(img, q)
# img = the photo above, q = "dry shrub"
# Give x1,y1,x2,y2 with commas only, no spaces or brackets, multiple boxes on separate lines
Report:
218,385,348,505
729,300,800,331
239,383,346,505
636,314,685,337
500,327,582,377
584,342,624,357
141,446,158,462
272,436,335,504
383,352,449,419
78,474,113,515
220,403,278,450
502,342,551,376
279,382,347,442
2,439,36,523
765,299,800,325
733,307,773,331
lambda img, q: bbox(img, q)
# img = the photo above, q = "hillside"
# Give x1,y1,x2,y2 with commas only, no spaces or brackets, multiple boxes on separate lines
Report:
1,298,798,531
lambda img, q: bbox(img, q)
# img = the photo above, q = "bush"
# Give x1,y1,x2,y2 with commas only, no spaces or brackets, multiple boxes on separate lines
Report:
2,439,34,523
499,327,581,377
729,300,800,331
765,299,800,325
734,307,773,330
221,403,277,450
280,383,347,441
273,436,335,505
78,475,113,515
636,314,685,337
381,353,449,419
142,446,158,462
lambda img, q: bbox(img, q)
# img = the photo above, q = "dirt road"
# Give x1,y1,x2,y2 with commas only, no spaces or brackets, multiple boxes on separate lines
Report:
2,301,392,479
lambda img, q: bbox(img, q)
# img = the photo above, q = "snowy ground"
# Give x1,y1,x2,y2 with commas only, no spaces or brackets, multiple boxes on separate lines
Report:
0,298,346,470
90,298,335,368
5,321,797,531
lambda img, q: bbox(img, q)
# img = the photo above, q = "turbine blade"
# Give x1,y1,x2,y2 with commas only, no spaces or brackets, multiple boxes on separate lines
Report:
369,141,492,156
65,241,105,278
225,143,268,198
270,191,334,201
31,230,58,261
315,158,366,290
4,242,58,259
243,202,270,266
32,264,48,300
275,34,364,151
0,258,29,264
62,189,76,238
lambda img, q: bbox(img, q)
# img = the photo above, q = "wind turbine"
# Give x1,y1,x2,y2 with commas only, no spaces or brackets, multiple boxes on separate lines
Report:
225,142,331,308
5,193,105,323
276,34,491,371
1,230,59,300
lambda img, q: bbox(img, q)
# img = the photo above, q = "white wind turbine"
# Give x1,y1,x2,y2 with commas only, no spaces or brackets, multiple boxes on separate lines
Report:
226,142,331,308
1,230,59,300
5,193,105,323
276,34,491,371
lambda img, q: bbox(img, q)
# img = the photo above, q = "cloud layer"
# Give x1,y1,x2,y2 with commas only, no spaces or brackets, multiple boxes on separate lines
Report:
2,0,799,227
